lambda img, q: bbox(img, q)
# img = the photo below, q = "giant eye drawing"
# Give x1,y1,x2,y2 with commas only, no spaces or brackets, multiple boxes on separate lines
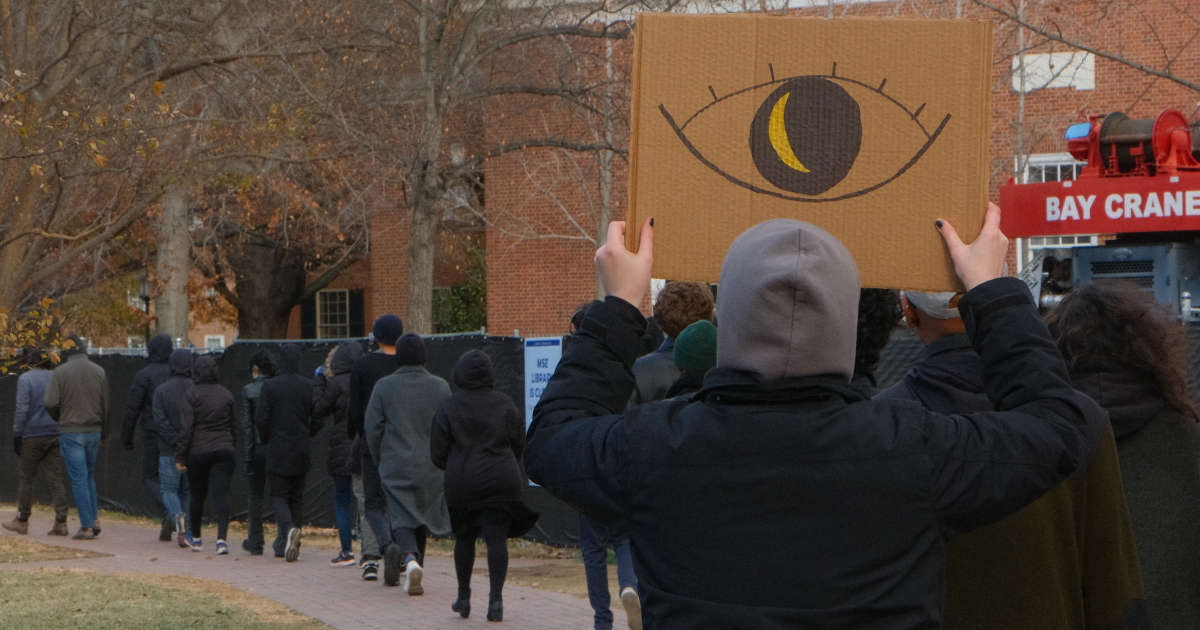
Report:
658,63,951,202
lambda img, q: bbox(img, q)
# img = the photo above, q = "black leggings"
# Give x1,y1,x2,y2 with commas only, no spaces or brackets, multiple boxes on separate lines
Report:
454,508,512,600
186,449,234,540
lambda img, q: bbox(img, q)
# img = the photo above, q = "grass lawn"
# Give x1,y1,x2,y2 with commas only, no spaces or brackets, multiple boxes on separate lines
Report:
0,536,109,563
0,568,330,629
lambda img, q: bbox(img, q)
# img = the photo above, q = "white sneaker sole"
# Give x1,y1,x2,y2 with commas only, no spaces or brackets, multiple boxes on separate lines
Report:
403,563,423,596
622,588,643,630
285,529,301,562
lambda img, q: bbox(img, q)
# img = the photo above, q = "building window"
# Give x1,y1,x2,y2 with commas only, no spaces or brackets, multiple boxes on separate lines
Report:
204,335,226,351
1015,153,1098,267
1011,52,1094,94
317,290,350,339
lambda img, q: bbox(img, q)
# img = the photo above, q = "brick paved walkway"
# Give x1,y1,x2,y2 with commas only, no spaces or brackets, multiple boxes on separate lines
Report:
0,521,624,629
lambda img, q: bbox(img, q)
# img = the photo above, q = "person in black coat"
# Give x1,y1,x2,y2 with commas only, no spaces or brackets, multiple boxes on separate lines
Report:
240,350,274,555
176,355,237,554
152,349,195,548
256,343,322,562
120,334,174,540
525,214,1101,629
313,340,364,566
432,350,537,622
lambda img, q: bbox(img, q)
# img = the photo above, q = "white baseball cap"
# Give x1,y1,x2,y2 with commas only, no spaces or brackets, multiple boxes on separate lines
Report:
903,291,961,320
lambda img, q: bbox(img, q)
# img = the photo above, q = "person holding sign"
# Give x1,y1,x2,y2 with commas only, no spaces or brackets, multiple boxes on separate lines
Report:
525,208,1102,629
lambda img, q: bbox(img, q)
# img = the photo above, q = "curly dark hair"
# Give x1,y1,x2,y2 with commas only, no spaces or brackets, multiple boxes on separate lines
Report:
1045,280,1198,423
855,288,903,379
250,350,277,378
654,281,714,338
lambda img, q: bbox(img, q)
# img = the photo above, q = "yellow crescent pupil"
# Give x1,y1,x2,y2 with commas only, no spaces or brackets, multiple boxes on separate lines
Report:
768,93,810,173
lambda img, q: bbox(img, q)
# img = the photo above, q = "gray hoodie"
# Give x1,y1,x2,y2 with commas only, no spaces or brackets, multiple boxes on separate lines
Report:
715,219,860,381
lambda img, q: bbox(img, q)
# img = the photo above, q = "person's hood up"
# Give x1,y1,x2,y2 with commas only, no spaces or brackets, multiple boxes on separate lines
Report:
452,350,494,390
147,334,174,363
278,344,303,375
1072,369,1164,438
168,349,193,378
331,341,364,376
192,355,220,384
715,219,860,381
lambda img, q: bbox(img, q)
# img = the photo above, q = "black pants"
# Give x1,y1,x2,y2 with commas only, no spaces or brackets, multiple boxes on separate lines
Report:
270,472,305,555
454,508,512,600
142,430,166,517
392,525,429,565
186,449,234,540
245,453,267,551
361,449,392,549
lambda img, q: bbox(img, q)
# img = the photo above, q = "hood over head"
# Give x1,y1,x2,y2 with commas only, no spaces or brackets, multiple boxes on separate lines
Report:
716,219,860,381
192,355,220,384
453,350,494,390
277,344,303,375
147,334,174,363
331,340,364,375
395,333,426,367
169,349,193,378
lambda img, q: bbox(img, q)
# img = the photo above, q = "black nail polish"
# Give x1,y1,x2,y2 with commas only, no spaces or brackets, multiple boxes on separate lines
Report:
935,220,943,229
650,218,655,227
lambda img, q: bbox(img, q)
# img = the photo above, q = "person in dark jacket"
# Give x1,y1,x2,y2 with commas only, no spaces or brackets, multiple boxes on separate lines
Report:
120,333,174,540
365,333,452,594
3,348,69,537
1048,279,1200,629
526,212,1101,629
240,350,274,556
176,355,238,555
46,335,109,540
664,320,717,399
431,350,538,622
152,348,194,548
626,281,714,409
257,343,321,562
348,314,404,581
313,340,365,566
876,290,1146,629
851,288,903,396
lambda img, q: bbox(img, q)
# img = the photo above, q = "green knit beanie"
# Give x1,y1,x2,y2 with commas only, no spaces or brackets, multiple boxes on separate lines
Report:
673,320,718,374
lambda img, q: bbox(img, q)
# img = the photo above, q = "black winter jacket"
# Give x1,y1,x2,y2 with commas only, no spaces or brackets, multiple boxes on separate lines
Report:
348,351,399,443
257,345,322,476
314,341,364,477
152,350,195,454
240,377,267,465
525,279,1101,630
121,334,174,447
177,355,237,463
431,350,526,511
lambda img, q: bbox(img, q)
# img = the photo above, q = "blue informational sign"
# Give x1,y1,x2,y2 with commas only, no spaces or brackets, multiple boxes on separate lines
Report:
523,337,563,430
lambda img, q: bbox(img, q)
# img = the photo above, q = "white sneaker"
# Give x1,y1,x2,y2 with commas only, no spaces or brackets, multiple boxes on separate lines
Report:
621,587,643,630
284,528,301,562
403,560,423,595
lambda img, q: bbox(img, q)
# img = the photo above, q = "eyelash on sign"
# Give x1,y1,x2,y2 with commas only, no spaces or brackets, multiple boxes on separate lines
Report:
658,62,951,202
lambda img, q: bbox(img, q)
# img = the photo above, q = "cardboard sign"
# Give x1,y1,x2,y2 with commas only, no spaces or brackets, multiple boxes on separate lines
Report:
627,14,993,291
1000,173,1200,237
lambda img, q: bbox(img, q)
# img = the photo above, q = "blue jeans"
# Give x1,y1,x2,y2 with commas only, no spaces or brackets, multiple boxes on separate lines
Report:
332,474,354,553
579,514,638,630
159,456,191,519
60,433,101,529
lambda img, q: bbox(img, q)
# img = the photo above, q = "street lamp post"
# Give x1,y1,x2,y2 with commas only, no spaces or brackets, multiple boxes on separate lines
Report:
139,275,152,346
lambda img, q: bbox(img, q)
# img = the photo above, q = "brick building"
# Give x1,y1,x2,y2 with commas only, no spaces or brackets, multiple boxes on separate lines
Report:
287,1,1200,340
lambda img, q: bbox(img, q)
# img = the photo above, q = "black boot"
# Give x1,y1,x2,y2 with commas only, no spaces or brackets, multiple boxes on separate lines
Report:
486,595,502,622
159,516,174,542
451,597,471,619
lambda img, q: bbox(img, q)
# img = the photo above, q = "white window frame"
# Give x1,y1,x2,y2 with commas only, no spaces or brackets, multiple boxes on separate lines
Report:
204,335,226,351
317,289,351,340
1014,153,1098,267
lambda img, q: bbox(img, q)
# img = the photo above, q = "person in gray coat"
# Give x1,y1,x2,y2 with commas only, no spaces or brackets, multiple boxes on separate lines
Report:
1048,279,1200,629
365,333,452,595
45,335,109,540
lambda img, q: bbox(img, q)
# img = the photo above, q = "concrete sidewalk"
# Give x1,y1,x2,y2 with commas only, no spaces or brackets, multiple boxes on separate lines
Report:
0,521,624,629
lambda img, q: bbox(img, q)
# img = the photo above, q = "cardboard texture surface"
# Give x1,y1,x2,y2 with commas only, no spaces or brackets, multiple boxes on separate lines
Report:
628,14,993,291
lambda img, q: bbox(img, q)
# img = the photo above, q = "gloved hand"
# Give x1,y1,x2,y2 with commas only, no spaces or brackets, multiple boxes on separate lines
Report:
13,437,22,457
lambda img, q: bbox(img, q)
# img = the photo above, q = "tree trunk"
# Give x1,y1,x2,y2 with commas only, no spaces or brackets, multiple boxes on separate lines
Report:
230,240,307,339
407,197,438,335
154,185,191,341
